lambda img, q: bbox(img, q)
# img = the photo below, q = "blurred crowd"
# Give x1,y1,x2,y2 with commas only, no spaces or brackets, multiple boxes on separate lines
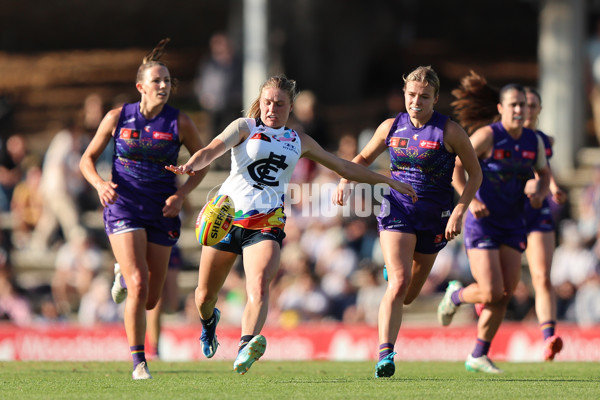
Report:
1,31,600,330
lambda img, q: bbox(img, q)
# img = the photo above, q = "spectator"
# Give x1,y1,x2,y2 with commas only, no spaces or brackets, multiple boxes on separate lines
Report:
0,134,28,212
78,276,120,326
0,249,31,326
577,165,600,245
288,90,333,151
51,227,103,316
344,263,386,326
30,114,88,251
10,159,43,249
194,32,243,138
551,220,599,321
586,17,600,145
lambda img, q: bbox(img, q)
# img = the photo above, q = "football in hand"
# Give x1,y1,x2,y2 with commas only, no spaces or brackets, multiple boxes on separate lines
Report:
195,195,235,246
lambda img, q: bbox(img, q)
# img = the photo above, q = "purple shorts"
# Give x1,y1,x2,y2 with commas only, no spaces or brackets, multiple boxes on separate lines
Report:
524,198,555,233
377,196,450,255
103,203,180,246
464,212,527,252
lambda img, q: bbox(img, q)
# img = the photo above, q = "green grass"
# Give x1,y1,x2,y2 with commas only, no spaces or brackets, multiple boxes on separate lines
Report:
0,361,598,399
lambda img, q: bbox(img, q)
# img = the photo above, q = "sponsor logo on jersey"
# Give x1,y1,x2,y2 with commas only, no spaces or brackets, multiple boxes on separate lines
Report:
521,150,536,159
389,137,409,148
250,132,272,142
272,130,297,142
494,149,511,159
419,140,440,150
120,128,140,139
153,131,174,140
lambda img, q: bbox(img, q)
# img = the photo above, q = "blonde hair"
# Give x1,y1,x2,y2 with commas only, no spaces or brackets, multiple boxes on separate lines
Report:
403,65,440,97
136,38,178,91
246,74,297,119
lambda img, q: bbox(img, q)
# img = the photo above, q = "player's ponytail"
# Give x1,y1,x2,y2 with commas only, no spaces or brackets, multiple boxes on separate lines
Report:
136,38,178,90
450,70,499,135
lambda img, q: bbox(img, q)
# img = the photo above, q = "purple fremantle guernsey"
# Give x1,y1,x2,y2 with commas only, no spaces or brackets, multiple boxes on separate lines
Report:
466,121,541,232
377,111,456,250
385,111,455,205
107,102,181,223
524,130,554,232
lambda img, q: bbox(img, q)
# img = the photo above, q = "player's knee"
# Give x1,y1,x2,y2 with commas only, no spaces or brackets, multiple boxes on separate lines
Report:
195,286,217,306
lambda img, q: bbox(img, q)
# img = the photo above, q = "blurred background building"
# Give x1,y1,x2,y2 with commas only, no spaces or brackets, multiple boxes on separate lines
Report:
0,0,599,331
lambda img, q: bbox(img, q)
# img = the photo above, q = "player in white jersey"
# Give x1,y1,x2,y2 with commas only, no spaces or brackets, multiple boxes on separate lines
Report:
168,74,417,374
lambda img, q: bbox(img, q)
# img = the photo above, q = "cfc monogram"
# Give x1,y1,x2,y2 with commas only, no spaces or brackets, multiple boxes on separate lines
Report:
247,152,288,189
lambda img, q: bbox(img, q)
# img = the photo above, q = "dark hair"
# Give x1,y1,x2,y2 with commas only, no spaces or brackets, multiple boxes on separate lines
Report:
136,38,178,91
246,74,297,119
524,86,542,105
450,70,499,135
499,83,525,103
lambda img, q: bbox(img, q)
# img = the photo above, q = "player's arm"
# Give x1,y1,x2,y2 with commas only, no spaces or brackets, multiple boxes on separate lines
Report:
300,131,417,202
167,118,250,175
444,120,483,239
334,118,391,205
79,108,121,207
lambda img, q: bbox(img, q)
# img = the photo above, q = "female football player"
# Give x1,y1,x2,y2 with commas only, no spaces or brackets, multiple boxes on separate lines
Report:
168,74,417,375
80,39,208,379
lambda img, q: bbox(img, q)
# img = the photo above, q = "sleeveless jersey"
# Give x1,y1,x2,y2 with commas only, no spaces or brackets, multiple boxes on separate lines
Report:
385,111,455,206
218,118,301,230
110,102,181,212
471,121,541,230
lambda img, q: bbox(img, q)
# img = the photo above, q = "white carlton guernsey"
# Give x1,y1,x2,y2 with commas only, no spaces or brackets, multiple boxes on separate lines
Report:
218,118,301,230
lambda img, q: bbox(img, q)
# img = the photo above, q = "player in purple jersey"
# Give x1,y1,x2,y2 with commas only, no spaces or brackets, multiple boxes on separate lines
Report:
334,66,482,378
438,72,551,373
522,87,567,361
79,39,208,380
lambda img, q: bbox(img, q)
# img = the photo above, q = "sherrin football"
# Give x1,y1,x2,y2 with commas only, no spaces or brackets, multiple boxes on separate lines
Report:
195,195,235,246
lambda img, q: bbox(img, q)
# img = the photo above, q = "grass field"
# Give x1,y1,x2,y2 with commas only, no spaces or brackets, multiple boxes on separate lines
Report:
1,360,598,399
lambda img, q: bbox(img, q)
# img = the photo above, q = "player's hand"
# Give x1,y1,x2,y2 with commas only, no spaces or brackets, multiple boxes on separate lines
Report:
445,211,463,241
552,188,568,205
95,181,118,207
165,164,196,176
390,181,417,203
333,180,352,206
469,198,489,219
163,194,184,218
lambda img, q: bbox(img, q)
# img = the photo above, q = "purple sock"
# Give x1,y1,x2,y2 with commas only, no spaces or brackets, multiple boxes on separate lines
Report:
450,289,463,306
120,275,127,288
379,343,394,361
471,338,490,358
130,345,146,368
540,320,556,340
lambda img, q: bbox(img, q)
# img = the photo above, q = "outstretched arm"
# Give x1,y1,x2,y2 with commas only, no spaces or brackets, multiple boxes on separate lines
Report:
300,131,417,203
